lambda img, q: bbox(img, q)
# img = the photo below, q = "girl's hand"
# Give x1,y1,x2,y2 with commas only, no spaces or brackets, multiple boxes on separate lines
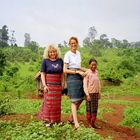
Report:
76,70,85,77
86,95,91,101
82,72,87,77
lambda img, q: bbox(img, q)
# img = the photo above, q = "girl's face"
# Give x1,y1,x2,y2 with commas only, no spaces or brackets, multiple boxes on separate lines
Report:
48,49,57,59
69,39,78,52
89,61,97,72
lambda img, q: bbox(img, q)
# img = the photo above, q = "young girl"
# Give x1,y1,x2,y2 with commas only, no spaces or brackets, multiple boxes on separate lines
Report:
83,58,101,129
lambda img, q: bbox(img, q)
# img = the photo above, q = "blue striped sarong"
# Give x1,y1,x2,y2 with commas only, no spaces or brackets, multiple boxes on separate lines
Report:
67,74,85,102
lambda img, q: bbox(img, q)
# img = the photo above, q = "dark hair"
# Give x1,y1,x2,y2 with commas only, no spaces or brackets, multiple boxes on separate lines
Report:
69,37,79,45
89,58,97,65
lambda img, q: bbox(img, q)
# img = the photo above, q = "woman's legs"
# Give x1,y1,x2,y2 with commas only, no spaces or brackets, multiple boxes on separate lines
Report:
76,100,83,110
71,102,79,128
69,100,83,124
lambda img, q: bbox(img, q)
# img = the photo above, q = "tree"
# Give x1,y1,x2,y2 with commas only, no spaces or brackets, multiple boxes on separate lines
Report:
27,41,39,53
100,34,108,41
111,38,122,48
63,41,68,47
122,39,130,48
100,34,112,48
58,43,63,48
0,50,6,75
83,37,91,47
83,26,97,47
88,26,97,42
0,25,9,47
0,25,9,43
24,33,31,47
9,30,16,46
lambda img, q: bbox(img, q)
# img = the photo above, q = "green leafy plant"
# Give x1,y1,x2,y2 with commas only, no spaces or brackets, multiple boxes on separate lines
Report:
0,95,15,115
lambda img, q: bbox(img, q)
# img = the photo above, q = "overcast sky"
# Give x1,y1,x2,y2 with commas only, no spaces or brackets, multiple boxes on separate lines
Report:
0,0,140,46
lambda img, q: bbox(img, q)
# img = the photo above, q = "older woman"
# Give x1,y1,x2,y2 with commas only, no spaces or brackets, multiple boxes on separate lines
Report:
63,37,86,129
38,44,64,127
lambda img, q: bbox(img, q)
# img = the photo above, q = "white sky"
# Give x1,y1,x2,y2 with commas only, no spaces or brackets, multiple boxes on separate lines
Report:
0,0,140,47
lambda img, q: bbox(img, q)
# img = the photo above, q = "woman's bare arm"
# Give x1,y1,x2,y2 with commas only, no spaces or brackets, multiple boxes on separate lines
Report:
63,63,77,74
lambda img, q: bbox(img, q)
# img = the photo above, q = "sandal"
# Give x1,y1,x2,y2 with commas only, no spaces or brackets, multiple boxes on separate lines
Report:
68,119,74,125
45,123,52,128
92,124,101,129
58,121,64,126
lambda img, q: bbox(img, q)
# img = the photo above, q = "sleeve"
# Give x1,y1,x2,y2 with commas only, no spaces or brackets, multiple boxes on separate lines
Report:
83,74,89,96
97,70,101,92
61,58,64,67
60,58,64,72
40,59,46,72
79,52,81,67
64,52,69,64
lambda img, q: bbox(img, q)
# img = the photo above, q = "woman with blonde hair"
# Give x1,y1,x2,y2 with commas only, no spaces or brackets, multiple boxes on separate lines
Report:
38,44,64,127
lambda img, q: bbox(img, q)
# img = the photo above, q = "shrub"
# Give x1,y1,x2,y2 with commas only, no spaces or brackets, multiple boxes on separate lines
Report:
117,59,136,78
0,95,14,115
0,121,111,140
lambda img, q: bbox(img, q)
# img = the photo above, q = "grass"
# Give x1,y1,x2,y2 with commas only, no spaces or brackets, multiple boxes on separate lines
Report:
12,97,113,121
101,99,140,106
14,99,41,114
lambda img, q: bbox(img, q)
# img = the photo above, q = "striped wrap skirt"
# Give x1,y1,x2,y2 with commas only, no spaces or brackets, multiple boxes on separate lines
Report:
38,74,62,123
67,74,85,102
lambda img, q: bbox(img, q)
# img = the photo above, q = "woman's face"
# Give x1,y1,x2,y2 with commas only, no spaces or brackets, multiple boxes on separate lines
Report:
48,48,57,59
89,61,97,72
69,39,78,52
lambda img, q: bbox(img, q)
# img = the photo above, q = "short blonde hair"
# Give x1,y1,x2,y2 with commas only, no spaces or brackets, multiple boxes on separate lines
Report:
43,44,61,59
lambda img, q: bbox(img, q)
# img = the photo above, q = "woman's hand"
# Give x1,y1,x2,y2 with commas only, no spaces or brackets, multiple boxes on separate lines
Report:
86,95,91,101
44,85,48,92
61,83,65,90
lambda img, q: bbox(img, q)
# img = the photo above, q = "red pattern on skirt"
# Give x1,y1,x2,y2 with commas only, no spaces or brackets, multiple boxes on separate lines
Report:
38,74,62,123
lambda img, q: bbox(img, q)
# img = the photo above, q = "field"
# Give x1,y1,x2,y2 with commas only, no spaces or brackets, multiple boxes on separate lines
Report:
0,47,140,140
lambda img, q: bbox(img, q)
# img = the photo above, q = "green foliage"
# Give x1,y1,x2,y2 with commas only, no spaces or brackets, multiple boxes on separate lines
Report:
2,46,42,63
0,25,9,47
6,66,19,77
0,41,9,48
28,66,34,72
117,58,136,78
0,121,110,140
14,99,41,114
100,60,122,83
0,49,6,75
122,106,140,129
26,41,39,53
0,95,14,115
0,75,11,92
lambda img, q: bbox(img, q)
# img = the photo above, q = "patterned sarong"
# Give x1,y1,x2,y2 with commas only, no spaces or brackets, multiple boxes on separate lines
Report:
38,74,62,123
